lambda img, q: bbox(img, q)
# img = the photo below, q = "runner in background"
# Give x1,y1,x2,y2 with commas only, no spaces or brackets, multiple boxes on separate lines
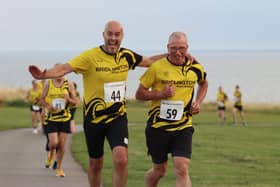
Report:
26,80,42,134
69,82,81,133
216,86,228,125
40,67,77,177
232,85,247,125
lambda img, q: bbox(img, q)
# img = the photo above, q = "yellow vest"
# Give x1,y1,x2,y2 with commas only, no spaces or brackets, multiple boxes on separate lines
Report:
45,79,71,122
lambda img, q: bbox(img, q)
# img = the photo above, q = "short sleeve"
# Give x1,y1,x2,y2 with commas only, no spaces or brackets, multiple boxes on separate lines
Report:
68,50,92,74
139,64,156,89
191,61,207,83
118,48,143,70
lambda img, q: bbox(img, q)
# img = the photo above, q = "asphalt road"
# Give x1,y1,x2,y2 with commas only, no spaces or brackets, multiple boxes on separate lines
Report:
0,127,89,187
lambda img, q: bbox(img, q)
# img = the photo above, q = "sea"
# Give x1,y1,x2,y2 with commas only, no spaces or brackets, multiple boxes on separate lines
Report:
0,50,279,104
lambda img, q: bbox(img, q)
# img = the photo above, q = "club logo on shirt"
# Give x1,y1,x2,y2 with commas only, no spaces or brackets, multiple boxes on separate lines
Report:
161,79,196,88
96,64,129,73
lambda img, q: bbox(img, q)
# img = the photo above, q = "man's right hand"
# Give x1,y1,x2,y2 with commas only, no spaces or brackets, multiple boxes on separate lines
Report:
29,65,46,79
162,84,175,98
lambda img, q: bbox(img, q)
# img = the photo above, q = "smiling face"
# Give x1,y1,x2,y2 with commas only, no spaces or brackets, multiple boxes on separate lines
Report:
102,21,124,55
167,32,188,65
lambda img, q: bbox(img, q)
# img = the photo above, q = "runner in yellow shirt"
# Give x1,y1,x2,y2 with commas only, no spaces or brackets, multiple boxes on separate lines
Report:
28,20,166,187
136,32,208,187
232,85,247,125
40,66,77,177
26,80,42,134
69,82,81,133
217,86,228,125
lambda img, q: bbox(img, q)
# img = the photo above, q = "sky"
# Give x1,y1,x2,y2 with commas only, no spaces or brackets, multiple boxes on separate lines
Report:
1,0,280,52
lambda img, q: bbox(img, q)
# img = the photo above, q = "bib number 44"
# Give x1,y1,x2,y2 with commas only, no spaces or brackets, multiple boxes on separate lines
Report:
104,81,125,102
111,90,121,101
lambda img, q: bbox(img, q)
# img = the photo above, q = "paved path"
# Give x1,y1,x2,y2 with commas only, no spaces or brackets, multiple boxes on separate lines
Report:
0,126,89,187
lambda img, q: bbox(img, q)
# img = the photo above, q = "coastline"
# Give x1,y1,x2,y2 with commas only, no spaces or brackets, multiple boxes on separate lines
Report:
1,87,280,108
1,50,280,104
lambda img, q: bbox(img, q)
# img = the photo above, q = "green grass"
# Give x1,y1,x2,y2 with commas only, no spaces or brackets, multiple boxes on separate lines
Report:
0,106,83,131
72,101,280,187
1,101,279,186
0,106,30,130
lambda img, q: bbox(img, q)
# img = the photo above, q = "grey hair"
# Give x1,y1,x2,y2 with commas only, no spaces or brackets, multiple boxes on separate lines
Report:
168,32,188,44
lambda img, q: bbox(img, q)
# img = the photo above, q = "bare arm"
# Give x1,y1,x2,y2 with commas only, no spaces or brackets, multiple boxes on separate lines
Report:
135,84,175,101
25,91,30,103
190,80,208,115
40,81,53,111
138,52,198,68
29,63,73,79
137,53,167,67
65,81,78,106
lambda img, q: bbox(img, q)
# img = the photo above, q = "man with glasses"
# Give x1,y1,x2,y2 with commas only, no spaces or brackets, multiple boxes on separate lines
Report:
135,32,208,187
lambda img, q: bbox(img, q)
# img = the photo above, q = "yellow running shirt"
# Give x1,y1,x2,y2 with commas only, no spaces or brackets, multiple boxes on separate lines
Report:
234,90,242,107
140,57,206,131
68,46,142,124
217,91,227,107
45,79,71,122
28,88,42,105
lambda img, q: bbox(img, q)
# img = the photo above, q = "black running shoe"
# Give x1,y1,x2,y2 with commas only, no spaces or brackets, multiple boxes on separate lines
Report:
52,161,57,170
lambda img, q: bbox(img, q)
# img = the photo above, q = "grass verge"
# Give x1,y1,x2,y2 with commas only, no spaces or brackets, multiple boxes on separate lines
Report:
72,100,280,187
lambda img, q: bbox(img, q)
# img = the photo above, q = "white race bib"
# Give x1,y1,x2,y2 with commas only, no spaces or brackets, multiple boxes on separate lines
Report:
160,100,184,121
52,98,65,110
32,105,40,111
104,81,125,102
217,101,225,107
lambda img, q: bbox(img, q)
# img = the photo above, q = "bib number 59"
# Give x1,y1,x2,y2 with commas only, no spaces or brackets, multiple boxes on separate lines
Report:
166,108,178,119
160,100,184,121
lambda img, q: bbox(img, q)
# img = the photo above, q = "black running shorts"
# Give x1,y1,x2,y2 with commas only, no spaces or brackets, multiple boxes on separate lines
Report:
145,126,194,164
83,114,128,158
43,120,71,134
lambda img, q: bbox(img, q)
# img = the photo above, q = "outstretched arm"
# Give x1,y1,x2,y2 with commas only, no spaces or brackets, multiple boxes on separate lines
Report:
138,53,197,67
29,63,73,79
137,53,167,67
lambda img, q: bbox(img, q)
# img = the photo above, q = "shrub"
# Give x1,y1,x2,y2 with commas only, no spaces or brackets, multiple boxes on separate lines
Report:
3,99,29,107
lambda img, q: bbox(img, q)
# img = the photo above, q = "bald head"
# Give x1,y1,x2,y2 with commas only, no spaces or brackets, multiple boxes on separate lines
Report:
104,20,123,34
102,20,124,54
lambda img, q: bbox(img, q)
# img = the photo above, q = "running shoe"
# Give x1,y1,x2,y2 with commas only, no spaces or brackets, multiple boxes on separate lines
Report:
56,169,66,177
52,161,57,170
45,153,52,168
32,128,38,134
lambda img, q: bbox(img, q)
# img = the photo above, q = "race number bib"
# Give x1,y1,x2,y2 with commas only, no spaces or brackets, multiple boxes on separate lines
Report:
217,101,225,107
104,81,125,102
32,105,40,111
52,98,65,110
160,100,184,121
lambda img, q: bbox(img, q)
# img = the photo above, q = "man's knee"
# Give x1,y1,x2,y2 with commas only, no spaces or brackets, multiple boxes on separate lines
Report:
113,146,128,169
174,158,190,177
89,158,103,173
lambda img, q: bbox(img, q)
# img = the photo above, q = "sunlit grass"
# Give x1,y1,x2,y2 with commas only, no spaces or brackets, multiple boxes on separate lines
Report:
72,100,280,187
1,98,279,186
